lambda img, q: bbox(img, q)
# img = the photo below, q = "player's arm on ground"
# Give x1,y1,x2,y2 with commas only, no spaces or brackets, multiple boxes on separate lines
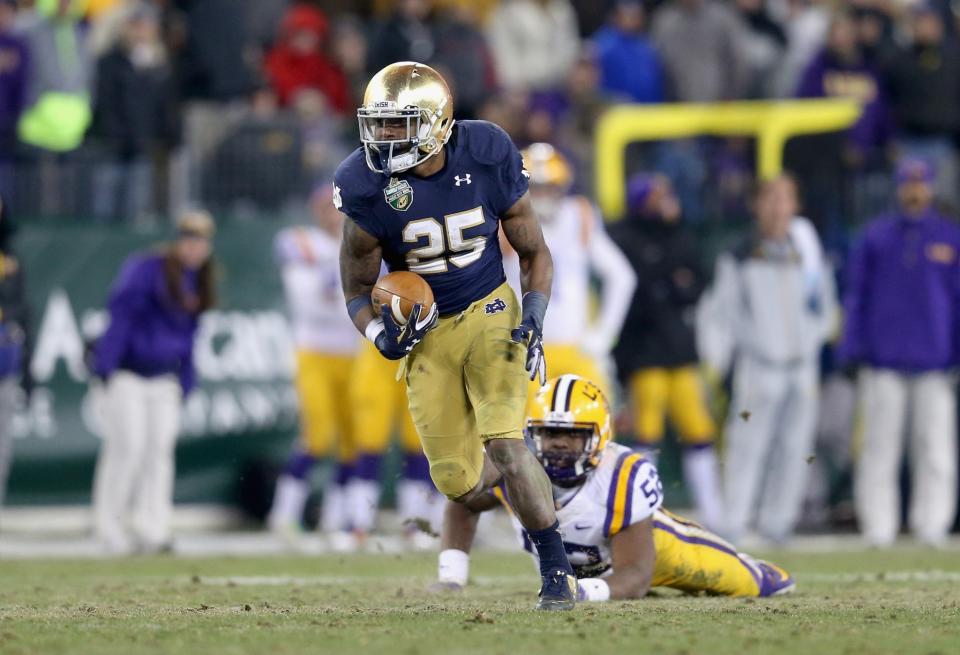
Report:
605,516,656,599
432,494,499,591
500,192,553,298
339,216,382,335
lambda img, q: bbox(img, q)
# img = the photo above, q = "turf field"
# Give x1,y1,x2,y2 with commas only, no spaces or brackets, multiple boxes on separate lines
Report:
0,548,957,655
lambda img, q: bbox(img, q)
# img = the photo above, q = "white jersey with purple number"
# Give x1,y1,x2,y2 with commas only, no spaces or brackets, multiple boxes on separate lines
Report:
275,226,358,355
495,442,664,578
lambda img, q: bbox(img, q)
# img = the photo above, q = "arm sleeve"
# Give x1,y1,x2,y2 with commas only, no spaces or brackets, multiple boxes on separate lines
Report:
587,215,637,351
695,254,739,376
93,258,150,379
605,456,663,537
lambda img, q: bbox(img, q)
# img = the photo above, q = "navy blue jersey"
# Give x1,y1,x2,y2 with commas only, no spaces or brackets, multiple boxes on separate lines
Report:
334,120,529,316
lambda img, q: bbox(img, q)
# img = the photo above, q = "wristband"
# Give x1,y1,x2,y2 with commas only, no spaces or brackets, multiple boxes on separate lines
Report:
520,291,548,335
438,548,469,586
577,578,610,602
365,317,386,344
347,295,372,322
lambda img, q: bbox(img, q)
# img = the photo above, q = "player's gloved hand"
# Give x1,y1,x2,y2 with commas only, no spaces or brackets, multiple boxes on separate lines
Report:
511,323,546,385
375,302,439,360
511,291,549,386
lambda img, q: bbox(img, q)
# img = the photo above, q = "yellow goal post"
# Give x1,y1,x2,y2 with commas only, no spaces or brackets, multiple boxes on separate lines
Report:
594,99,863,220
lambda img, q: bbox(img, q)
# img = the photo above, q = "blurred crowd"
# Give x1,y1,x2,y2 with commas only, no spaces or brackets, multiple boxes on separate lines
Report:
2,0,960,226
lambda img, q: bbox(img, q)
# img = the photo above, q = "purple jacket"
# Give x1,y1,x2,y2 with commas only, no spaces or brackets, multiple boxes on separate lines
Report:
95,253,201,393
839,209,960,372
796,51,890,155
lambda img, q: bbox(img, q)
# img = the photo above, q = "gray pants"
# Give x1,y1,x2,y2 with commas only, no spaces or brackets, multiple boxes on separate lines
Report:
854,368,958,546
723,356,819,542
0,378,19,509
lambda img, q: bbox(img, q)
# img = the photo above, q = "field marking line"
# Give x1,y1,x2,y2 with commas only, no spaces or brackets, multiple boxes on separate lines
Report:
190,570,960,587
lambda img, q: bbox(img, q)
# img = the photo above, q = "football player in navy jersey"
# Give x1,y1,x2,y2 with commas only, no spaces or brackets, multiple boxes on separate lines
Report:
336,62,576,610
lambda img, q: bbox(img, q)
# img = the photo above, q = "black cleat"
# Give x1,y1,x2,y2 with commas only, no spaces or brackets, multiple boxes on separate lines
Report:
536,569,577,611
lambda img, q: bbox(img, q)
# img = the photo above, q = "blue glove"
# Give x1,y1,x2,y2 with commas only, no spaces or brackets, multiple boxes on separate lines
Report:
373,302,439,360
511,291,548,385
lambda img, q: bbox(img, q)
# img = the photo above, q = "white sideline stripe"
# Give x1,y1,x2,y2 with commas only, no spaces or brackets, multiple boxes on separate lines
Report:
798,570,960,583
191,571,960,587
193,575,519,587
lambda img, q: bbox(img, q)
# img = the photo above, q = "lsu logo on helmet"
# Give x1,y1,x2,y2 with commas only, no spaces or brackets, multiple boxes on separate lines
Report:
527,374,612,486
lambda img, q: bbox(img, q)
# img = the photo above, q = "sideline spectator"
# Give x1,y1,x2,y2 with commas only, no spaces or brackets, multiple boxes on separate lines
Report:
91,211,216,555
882,6,960,210
591,0,663,104
651,0,751,102
487,0,580,91
771,0,830,98
367,0,437,76
88,2,180,223
840,159,960,548
265,4,350,114
699,175,837,544
610,173,723,533
15,0,92,153
432,2,498,119
734,0,787,97
0,195,30,515
796,12,890,169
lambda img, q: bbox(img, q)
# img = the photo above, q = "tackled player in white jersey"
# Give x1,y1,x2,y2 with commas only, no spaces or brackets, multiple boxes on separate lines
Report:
434,375,795,601
502,144,635,401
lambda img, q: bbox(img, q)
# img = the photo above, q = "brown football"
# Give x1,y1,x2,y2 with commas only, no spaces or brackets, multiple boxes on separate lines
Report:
371,271,434,325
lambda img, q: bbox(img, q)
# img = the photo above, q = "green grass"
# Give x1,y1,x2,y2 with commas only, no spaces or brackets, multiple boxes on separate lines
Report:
0,548,958,655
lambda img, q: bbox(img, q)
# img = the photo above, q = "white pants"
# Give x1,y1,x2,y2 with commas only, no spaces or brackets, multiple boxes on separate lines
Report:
723,357,819,542
93,372,182,549
854,368,958,546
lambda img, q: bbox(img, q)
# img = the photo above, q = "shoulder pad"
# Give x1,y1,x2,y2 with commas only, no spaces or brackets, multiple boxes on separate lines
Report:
456,120,517,167
333,148,381,209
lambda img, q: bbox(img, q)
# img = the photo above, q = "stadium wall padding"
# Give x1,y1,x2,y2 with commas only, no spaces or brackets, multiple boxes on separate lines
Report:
6,220,301,506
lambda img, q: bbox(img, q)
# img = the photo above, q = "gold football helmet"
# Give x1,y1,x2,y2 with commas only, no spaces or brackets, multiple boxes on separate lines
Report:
358,62,455,175
521,143,573,189
527,375,612,486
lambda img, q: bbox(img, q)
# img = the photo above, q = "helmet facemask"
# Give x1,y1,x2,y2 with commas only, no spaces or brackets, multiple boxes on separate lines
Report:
358,102,446,175
527,422,602,487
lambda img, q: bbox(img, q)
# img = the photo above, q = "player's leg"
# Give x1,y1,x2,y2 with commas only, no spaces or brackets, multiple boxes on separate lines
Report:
629,368,669,463
722,358,787,543
323,367,359,552
651,509,794,597
347,343,400,538
907,371,957,546
397,404,445,545
463,288,575,608
92,371,148,553
854,368,908,546
131,375,182,552
268,351,336,533
755,364,819,543
667,366,724,532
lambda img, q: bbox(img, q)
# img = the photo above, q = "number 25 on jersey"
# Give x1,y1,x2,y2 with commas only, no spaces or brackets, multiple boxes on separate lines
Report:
403,206,486,274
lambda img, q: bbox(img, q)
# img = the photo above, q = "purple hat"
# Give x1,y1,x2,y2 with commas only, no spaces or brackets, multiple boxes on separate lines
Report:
895,157,936,185
626,173,657,214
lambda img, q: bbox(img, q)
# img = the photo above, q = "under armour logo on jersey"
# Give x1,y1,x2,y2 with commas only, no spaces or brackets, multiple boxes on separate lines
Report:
485,298,507,315
454,174,472,186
